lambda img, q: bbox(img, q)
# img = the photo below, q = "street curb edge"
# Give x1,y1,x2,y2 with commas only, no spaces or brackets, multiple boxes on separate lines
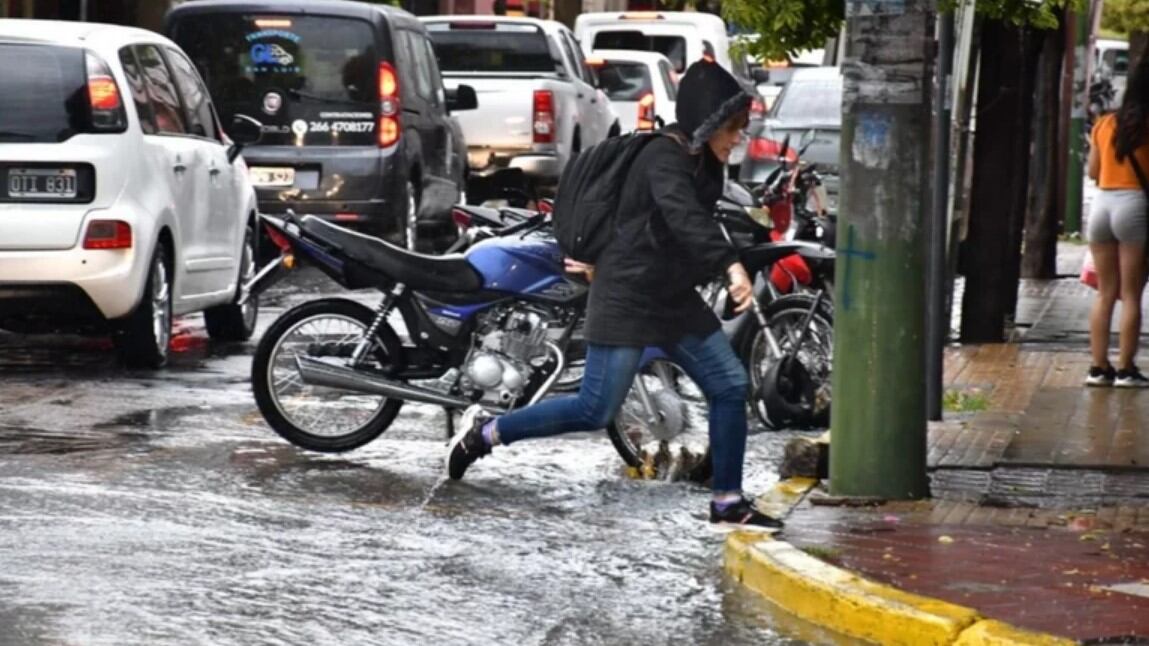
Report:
727,479,1077,646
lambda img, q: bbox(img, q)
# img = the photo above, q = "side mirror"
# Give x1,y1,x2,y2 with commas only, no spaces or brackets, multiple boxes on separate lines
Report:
446,84,478,112
227,114,262,163
750,68,771,85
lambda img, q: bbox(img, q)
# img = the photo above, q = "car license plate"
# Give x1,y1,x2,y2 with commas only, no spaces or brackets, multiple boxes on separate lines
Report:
249,167,295,187
6,168,77,199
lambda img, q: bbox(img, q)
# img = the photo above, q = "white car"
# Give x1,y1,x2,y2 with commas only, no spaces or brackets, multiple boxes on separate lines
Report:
423,16,619,190
588,50,677,134
0,20,263,368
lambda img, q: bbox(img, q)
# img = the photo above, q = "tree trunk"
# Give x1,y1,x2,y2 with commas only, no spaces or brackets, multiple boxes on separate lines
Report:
1021,23,1066,280
1004,27,1044,319
552,0,580,28
1132,31,1148,67
959,21,1028,342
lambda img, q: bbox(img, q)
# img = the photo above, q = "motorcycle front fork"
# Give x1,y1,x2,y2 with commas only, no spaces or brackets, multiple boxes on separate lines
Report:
752,284,826,363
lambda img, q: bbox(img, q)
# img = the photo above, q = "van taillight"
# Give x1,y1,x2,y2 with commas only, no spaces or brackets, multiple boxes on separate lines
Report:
85,53,126,132
637,92,656,131
378,61,400,148
83,220,132,250
533,90,555,144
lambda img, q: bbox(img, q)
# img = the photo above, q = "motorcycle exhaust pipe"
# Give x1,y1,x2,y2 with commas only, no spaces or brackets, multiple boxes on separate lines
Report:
295,356,474,409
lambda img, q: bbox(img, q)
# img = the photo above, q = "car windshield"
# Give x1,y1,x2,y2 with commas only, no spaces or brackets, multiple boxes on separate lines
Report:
592,30,688,73
170,13,379,146
772,76,842,124
597,61,652,101
0,43,88,143
427,23,556,74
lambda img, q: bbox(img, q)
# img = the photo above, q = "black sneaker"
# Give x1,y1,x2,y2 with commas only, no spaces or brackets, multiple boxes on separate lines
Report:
445,405,492,480
1115,367,1149,389
1085,365,1116,387
709,497,785,533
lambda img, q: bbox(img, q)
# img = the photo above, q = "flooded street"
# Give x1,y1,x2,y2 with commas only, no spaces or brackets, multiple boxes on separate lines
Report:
0,272,813,646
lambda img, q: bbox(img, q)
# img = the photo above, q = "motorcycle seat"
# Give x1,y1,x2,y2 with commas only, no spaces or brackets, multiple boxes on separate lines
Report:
300,216,483,293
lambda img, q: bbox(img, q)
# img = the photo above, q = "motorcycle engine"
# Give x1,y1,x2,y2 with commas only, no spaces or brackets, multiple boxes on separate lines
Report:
461,306,553,405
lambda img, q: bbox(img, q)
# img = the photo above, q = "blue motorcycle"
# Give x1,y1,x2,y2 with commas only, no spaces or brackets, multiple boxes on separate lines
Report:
246,212,714,482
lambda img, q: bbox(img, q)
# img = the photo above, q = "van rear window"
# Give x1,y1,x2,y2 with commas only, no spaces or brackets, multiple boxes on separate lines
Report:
592,31,688,73
426,23,557,74
597,61,652,102
171,14,379,146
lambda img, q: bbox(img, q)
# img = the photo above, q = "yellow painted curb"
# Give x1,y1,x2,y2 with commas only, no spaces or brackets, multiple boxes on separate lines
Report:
726,533,979,645
954,620,1075,646
726,478,1076,646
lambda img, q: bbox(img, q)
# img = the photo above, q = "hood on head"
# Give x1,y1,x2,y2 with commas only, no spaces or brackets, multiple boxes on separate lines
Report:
674,59,754,152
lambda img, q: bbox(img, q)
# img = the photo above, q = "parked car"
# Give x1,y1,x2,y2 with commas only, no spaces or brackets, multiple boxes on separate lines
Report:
575,11,749,80
587,49,677,133
740,66,842,213
0,20,263,368
166,0,478,252
422,15,619,194
576,11,751,167
1095,38,1129,106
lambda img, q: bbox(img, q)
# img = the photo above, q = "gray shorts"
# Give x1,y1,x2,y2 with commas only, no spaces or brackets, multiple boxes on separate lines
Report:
1088,189,1148,244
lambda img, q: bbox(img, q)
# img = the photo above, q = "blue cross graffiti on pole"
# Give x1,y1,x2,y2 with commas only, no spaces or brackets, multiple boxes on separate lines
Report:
840,225,877,311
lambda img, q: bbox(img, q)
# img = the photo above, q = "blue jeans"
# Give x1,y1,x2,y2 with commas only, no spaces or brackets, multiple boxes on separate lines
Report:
497,330,750,493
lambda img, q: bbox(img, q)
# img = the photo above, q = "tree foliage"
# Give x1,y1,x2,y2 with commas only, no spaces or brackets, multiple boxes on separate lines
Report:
1102,0,1149,35
720,0,843,61
721,0,1091,62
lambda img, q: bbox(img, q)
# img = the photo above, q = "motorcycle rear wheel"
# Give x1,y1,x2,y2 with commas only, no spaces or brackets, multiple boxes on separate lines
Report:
252,298,405,452
606,360,713,483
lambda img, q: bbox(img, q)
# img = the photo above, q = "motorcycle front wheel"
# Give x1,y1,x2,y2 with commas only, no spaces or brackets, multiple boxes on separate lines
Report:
251,298,405,452
740,293,834,430
606,360,713,483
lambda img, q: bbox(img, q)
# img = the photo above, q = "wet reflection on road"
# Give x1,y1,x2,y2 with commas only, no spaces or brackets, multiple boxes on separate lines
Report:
0,272,814,645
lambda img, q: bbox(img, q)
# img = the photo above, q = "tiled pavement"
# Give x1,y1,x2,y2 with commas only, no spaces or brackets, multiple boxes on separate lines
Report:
777,239,1149,641
782,498,1149,641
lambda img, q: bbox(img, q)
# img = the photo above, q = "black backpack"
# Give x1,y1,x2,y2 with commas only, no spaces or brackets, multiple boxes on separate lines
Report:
551,132,665,263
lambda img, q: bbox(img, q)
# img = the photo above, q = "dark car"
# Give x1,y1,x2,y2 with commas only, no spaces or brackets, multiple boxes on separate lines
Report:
165,0,477,251
740,66,841,213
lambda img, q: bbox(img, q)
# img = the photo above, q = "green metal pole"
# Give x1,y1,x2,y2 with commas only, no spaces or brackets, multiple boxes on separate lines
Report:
1064,10,1089,237
830,0,933,500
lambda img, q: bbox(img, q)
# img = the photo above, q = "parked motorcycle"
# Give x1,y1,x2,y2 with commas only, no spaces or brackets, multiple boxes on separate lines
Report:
245,211,714,482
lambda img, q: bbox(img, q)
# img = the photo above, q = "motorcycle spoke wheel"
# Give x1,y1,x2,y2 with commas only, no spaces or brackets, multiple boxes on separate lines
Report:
750,306,833,429
267,313,393,439
608,360,711,482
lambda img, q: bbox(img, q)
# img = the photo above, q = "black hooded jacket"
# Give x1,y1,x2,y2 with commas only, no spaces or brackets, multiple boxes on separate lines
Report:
583,60,753,347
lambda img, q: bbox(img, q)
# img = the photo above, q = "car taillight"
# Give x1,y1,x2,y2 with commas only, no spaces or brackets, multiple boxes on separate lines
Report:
85,53,126,132
748,137,797,162
378,61,400,148
452,208,473,229
83,220,132,249
636,92,656,132
538,198,554,215
533,90,555,144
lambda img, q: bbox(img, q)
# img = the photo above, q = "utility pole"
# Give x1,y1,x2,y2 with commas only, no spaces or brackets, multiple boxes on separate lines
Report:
831,0,933,500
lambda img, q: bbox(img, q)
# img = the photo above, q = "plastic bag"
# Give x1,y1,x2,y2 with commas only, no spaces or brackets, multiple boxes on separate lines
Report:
1080,251,1098,289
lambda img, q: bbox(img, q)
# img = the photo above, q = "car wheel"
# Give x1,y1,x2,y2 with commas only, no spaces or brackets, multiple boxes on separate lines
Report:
204,223,259,342
114,243,172,369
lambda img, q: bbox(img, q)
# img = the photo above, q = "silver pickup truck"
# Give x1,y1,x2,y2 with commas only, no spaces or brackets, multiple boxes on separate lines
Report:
422,16,619,191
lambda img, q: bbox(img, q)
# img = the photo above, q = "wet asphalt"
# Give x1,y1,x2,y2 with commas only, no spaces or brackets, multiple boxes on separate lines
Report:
0,269,818,646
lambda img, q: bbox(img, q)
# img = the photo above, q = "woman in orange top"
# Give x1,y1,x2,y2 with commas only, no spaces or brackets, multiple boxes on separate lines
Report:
1086,56,1149,387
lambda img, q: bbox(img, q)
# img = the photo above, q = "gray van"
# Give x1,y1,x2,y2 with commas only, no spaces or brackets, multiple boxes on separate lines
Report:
166,0,477,250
